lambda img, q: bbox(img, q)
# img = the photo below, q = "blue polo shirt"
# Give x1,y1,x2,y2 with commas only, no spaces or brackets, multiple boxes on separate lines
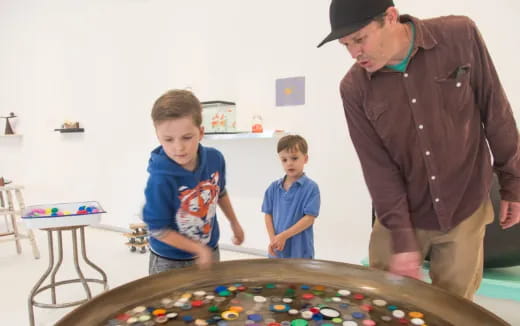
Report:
261,174,320,258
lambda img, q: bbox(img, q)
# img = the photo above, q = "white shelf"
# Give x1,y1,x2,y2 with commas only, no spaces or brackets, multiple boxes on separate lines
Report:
204,130,287,140
0,134,22,138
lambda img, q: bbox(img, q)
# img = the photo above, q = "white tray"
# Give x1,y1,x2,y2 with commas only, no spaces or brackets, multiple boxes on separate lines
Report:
22,201,106,229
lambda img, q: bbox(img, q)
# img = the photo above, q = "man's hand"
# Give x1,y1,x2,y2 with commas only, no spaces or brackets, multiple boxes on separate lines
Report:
230,220,245,245
499,200,520,229
389,251,422,280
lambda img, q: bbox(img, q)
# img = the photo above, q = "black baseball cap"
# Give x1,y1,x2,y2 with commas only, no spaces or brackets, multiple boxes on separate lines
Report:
317,0,394,48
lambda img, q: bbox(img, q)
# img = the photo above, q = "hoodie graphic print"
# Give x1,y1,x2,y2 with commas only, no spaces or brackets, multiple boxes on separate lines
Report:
177,171,220,244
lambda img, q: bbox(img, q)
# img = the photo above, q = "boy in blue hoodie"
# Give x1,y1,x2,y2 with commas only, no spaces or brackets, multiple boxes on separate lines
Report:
143,89,244,274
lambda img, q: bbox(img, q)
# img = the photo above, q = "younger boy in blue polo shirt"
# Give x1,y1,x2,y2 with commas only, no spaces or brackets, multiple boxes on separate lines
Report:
262,135,321,258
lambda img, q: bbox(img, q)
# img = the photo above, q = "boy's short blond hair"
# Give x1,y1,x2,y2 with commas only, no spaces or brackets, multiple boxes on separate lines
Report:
277,135,308,154
151,89,202,126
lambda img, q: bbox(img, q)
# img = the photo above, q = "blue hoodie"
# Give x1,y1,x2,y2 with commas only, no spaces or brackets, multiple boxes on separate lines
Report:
143,144,225,259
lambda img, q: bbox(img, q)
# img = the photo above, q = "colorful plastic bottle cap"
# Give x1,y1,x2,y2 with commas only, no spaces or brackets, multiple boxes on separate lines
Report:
214,286,227,293
360,304,373,312
183,315,194,323
282,298,293,303
270,304,290,313
332,318,343,324
302,293,315,300
392,310,405,319
380,316,392,322
214,297,226,303
195,318,208,326
161,298,173,306
153,309,166,316
227,286,237,292
253,296,267,303
218,290,231,297
320,307,341,319
353,294,364,300
339,303,349,309
221,311,239,321
372,299,387,307
331,297,342,302
182,303,193,310
139,315,151,322
266,283,276,289
194,291,206,297
237,286,247,291
409,312,424,319
312,314,323,321
265,318,276,324
398,319,409,325
217,321,228,326
411,318,425,325
192,300,204,307
247,314,263,322
268,323,282,326
387,305,398,311
351,312,365,319
133,306,147,313
342,322,357,326
281,321,291,326
301,310,313,320
126,317,138,324
206,295,215,301
291,319,308,326
166,312,178,319
288,309,299,315
338,289,351,296
362,320,376,326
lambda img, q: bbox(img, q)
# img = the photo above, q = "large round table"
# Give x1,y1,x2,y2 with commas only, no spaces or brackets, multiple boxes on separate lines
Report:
56,259,508,326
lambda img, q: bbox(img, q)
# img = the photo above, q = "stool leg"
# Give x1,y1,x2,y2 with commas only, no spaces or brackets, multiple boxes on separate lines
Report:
49,230,63,304
80,227,109,290
15,188,40,259
72,228,92,299
6,189,21,254
28,230,54,326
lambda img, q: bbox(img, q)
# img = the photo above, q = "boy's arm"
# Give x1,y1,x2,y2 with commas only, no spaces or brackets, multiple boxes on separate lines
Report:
154,230,213,267
264,213,277,256
217,193,244,245
271,215,316,251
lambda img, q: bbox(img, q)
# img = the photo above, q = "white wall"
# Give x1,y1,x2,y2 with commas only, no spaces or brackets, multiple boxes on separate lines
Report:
1,0,518,264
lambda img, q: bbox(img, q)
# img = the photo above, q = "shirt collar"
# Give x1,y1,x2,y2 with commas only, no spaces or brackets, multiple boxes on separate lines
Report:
276,173,308,188
366,15,438,79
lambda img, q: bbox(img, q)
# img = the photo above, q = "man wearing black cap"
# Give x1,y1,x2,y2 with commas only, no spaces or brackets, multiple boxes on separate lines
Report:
319,0,520,299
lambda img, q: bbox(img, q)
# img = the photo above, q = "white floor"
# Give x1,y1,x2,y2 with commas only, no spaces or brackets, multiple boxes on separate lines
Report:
0,226,518,326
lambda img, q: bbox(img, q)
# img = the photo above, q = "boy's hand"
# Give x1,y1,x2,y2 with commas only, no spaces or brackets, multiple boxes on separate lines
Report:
268,243,277,257
230,221,244,245
195,246,213,270
271,233,288,252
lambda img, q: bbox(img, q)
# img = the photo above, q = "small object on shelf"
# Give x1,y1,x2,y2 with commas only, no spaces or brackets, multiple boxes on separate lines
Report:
125,222,149,253
251,114,263,133
1,112,17,135
54,120,84,133
201,101,236,133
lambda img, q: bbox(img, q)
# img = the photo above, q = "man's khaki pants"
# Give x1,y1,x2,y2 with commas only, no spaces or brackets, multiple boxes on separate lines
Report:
369,199,494,300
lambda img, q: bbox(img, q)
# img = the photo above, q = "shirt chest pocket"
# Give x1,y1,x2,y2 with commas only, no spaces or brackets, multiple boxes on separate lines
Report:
435,63,474,113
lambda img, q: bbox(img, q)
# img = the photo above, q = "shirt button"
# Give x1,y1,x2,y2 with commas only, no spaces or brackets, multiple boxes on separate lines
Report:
418,124,424,130
456,82,462,87
435,198,440,203
425,151,431,156
411,98,417,103
431,176,436,180
404,73,409,78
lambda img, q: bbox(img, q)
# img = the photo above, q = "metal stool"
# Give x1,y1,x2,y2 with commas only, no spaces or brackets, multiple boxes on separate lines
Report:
0,185,40,259
28,225,109,326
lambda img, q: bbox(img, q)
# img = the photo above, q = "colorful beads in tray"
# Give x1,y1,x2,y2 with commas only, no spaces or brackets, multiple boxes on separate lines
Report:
27,205,101,217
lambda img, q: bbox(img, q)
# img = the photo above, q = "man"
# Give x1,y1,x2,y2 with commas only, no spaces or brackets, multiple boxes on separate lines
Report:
318,0,520,299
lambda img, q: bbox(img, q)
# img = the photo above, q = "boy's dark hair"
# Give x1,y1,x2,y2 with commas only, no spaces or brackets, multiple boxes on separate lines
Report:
277,135,308,154
151,89,202,126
